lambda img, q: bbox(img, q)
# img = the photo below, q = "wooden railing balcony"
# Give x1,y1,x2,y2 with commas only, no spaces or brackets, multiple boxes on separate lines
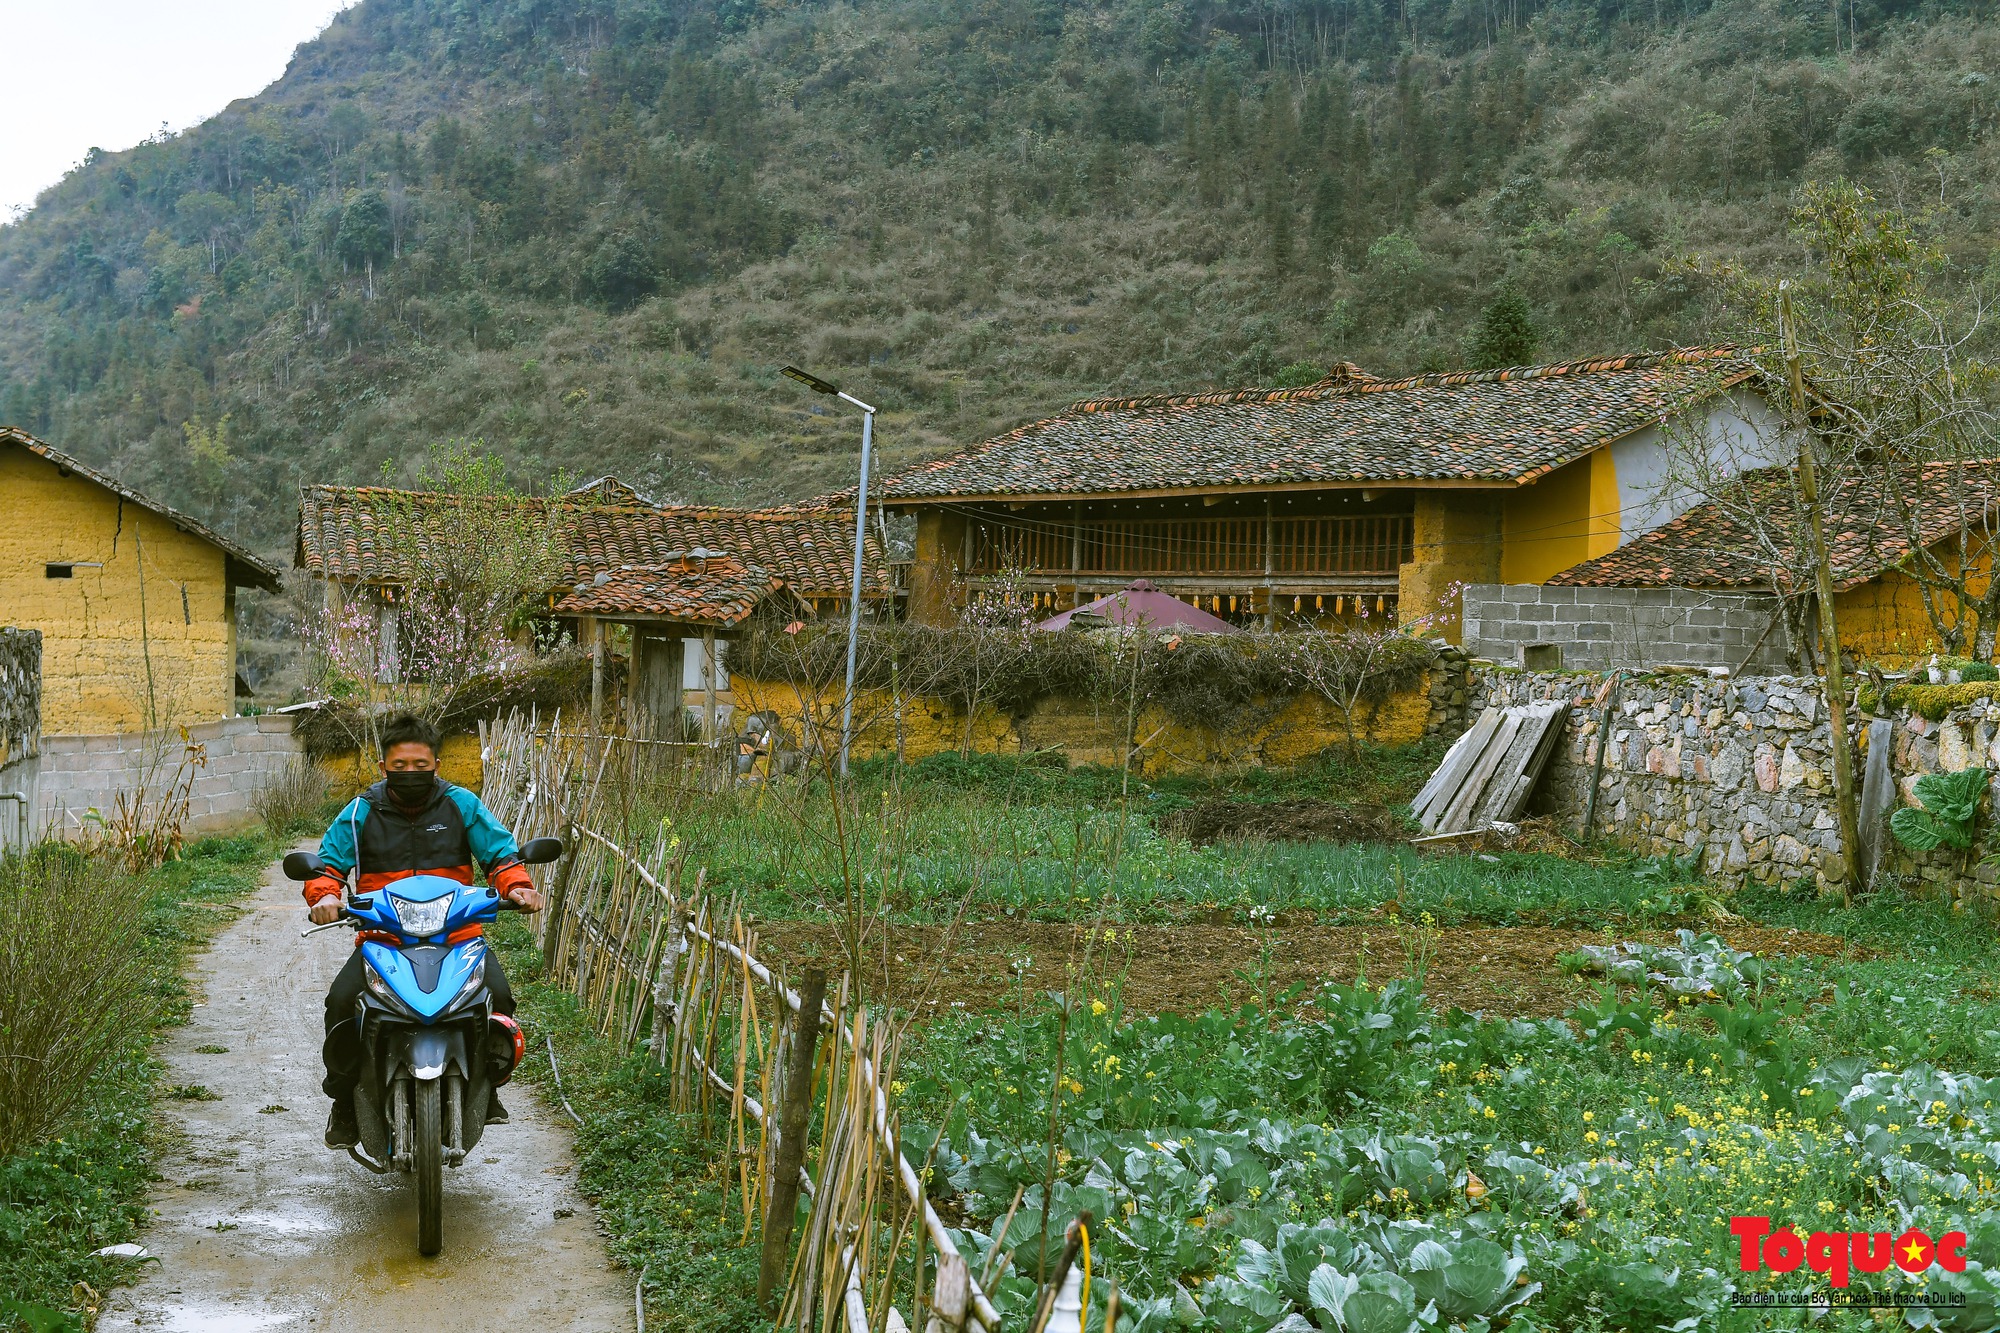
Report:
968,514,1414,579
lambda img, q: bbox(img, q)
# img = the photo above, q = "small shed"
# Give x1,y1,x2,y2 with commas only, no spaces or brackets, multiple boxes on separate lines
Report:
553,549,806,738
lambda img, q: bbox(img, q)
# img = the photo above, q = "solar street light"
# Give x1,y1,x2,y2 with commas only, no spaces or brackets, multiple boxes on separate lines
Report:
780,364,876,778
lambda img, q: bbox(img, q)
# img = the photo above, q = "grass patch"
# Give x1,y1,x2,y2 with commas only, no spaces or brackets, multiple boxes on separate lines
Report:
0,834,275,1326
677,749,1730,931
488,916,765,1333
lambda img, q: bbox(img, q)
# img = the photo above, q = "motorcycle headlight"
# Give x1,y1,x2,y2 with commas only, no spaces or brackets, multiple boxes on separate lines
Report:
363,963,413,1015
451,945,489,1008
390,893,452,937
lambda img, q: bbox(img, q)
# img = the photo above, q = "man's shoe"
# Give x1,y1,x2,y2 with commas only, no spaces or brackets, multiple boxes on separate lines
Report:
484,1090,510,1126
325,1101,360,1150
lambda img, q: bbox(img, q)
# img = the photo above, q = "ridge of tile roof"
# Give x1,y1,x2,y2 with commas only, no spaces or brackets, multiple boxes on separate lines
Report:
1548,460,2000,591
880,347,1751,502
564,475,659,506
2,427,284,590
1065,348,1739,414
552,555,791,626
296,485,893,597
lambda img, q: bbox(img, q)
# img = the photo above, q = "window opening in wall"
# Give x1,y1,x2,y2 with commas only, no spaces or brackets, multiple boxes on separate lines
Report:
45,564,72,578
45,561,101,579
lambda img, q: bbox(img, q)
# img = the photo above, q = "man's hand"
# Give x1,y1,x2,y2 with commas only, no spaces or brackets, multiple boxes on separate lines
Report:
505,885,544,913
309,899,346,926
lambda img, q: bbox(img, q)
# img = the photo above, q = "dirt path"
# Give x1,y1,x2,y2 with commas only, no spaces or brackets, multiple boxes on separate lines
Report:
98,851,634,1333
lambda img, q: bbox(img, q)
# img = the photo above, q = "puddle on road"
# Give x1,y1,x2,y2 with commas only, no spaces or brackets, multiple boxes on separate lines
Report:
229,1207,341,1237
150,1307,296,1333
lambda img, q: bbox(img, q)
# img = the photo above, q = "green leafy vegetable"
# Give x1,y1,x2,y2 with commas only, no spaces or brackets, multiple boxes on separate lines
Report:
1891,767,1989,851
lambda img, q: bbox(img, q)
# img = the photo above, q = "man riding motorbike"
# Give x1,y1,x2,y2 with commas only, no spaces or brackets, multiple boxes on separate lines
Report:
303,713,544,1150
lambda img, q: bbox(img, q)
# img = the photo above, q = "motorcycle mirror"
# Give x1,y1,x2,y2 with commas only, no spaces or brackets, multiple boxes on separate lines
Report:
519,836,565,865
282,851,327,882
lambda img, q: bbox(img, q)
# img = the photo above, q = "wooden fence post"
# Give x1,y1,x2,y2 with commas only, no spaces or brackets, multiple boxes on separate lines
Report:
758,967,829,1314
648,903,688,1064
932,1252,970,1333
542,819,580,977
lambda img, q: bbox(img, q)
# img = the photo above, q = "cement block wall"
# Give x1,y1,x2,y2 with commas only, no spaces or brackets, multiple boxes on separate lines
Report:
1462,583,1790,673
38,714,304,837
0,627,42,852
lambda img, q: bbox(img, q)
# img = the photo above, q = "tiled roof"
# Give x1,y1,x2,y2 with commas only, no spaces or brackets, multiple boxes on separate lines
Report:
2,427,283,590
296,486,892,599
552,556,790,626
1549,462,2000,591
878,349,1750,501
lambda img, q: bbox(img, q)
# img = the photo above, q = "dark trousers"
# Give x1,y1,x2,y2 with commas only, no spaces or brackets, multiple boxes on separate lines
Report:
321,948,515,1102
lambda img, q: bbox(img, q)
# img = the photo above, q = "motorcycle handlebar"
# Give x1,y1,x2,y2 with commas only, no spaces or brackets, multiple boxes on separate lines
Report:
300,893,531,937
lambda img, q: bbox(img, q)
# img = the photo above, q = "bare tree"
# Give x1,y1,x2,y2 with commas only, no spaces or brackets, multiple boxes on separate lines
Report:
1658,180,2000,896
1668,181,2000,659
301,445,569,760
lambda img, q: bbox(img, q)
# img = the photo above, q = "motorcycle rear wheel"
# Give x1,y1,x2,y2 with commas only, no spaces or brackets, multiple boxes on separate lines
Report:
414,1078,444,1256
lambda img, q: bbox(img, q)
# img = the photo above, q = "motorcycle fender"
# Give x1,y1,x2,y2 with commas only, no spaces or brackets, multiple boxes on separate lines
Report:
409,1030,450,1080
392,1027,470,1082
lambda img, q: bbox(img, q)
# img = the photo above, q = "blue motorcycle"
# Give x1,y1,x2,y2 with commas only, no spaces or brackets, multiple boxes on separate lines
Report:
284,837,562,1255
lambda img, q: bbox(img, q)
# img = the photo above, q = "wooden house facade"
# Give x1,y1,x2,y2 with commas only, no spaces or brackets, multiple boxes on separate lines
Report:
878,351,1784,640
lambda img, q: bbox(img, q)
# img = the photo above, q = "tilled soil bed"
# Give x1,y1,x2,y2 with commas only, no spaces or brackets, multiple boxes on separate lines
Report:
1163,799,1410,846
752,918,1861,1021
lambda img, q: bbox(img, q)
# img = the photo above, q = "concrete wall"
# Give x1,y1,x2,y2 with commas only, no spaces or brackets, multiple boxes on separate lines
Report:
1,446,240,733
1462,583,1790,673
1471,667,2000,897
0,627,42,852
39,714,304,837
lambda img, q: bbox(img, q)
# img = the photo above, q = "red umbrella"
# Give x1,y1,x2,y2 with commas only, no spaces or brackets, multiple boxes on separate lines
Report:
1035,580,1243,633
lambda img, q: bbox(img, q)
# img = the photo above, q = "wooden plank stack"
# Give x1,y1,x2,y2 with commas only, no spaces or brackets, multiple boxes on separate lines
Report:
1412,700,1572,835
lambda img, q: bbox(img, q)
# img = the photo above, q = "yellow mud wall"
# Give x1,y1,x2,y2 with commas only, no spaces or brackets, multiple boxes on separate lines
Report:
1835,542,1996,663
1585,449,1622,560
1500,454,1595,586
315,732,486,799
730,676,1431,774
907,507,968,626
0,448,237,733
1399,491,1503,644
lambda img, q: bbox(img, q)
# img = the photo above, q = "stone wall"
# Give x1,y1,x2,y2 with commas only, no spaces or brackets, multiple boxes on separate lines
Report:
38,714,305,837
1470,667,2000,895
0,627,41,852
1462,584,1790,674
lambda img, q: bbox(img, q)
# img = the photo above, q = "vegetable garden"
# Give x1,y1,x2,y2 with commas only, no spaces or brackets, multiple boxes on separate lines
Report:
507,744,2000,1331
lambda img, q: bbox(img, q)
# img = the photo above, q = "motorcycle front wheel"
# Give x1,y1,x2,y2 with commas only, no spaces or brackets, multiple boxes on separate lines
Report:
414,1077,444,1256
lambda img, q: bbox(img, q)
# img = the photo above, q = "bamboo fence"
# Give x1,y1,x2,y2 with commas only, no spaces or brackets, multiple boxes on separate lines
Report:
478,708,1002,1332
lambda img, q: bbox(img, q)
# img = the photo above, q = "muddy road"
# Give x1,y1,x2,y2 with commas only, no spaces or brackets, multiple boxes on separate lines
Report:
98,852,633,1333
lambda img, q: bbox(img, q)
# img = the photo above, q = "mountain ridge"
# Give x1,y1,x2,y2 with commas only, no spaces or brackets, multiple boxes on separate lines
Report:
2,0,1996,559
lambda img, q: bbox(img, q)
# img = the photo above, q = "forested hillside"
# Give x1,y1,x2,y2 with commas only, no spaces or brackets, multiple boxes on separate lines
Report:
3,0,1998,555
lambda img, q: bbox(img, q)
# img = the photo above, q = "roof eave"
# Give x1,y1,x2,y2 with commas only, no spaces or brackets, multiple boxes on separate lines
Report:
883,477,1520,507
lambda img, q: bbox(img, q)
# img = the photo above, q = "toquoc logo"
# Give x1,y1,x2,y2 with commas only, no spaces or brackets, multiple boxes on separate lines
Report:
1732,1217,1968,1289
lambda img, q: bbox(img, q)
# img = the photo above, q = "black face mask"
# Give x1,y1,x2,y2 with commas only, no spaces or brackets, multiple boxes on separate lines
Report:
385,770,437,805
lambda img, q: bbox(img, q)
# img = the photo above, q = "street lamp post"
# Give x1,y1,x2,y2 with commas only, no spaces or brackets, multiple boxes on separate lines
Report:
781,365,876,778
